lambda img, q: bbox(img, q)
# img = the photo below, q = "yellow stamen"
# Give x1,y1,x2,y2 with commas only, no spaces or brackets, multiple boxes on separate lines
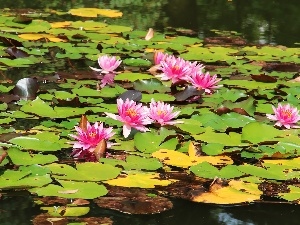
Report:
282,109,292,118
157,110,166,116
126,108,137,117
89,131,96,138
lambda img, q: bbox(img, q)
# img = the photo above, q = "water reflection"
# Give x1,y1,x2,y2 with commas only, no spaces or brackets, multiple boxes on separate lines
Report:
0,0,298,46
1,195,300,225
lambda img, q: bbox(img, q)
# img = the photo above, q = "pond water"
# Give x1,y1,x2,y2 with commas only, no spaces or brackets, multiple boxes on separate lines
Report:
0,0,299,225
0,0,299,47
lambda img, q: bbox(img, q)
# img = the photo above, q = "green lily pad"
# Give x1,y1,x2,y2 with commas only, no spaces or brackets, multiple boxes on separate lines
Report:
7,147,58,165
123,155,163,171
133,78,170,93
45,162,121,181
190,162,245,179
241,122,283,144
30,179,108,199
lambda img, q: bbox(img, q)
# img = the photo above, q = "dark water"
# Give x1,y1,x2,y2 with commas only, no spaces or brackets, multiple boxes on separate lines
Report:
0,0,299,224
0,0,299,46
1,194,300,225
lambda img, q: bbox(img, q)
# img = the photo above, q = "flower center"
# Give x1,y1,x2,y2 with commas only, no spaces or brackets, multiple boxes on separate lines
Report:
89,131,97,138
282,109,292,118
173,65,180,72
157,110,166,116
126,108,137,117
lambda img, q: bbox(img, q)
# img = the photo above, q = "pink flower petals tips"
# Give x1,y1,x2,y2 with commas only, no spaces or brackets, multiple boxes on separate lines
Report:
185,71,222,94
156,56,192,83
90,55,122,74
266,103,300,129
149,99,182,126
105,98,152,138
69,121,115,160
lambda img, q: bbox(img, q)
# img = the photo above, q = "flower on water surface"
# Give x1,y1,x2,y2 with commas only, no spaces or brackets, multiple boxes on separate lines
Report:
154,51,169,65
90,55,122,74
185,71,222,94
69,121,115,160
105,98,152,138
156,56,192,83
149,99,183,126
266,103,300,129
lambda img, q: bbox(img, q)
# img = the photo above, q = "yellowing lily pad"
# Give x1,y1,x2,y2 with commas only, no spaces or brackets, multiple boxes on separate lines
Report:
69,8,122,18
152,149,233,168
104,172,176,188
50,21,71,28
18,33,66,42
192,180,262,204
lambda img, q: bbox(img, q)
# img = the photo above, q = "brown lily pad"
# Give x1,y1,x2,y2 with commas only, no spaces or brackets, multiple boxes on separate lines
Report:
251,74,277,83
95,187,173,214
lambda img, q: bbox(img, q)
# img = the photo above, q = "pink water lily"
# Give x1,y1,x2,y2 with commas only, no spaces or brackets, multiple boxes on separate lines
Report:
149,99,182,126
266,103,300,129
90,55,122,73
105,98,152,138
156,56,192,83
69,121,115,160
185,71,222,94
154,51,169,65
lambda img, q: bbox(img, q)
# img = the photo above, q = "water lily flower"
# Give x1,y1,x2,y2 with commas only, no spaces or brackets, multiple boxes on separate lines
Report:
154,51,169,65
266,103,300,129
69,121,115,160
105,98,152,138
70,121,115,150
149,99,183,126
156,56,192,83
90,55,122,74
185,71,222,94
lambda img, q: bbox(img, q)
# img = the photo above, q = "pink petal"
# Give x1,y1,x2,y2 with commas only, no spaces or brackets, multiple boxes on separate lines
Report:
123,124,132,138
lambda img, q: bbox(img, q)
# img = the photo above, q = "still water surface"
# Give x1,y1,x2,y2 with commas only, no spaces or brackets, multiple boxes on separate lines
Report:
0,0,299,224
0,0,299,46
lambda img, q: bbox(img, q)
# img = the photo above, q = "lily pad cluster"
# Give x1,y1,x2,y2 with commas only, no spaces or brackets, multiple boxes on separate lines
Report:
0,6,299,224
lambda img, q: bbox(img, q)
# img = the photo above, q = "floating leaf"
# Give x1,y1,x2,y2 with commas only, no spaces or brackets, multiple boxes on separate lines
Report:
124,155,163,171
192,180,262,204
69,8,123,18
133,78,170,94
9,136,62,152
104,172,175,188
241,122,283,144
30,179,108,199
190,162,245,179
7,147,58,165
45,162,121,181
152,149,233,168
